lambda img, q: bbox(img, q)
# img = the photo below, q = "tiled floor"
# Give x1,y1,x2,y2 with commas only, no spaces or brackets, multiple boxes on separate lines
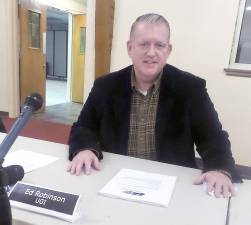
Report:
46,79,67,106
33,80,83,125
34,102,82,125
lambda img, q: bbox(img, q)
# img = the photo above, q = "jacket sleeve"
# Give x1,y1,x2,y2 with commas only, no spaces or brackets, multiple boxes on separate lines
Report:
190,79,241,182
68,79,103,161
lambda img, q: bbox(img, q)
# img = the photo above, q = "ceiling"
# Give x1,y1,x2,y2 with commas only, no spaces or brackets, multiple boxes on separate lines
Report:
47,8,68,24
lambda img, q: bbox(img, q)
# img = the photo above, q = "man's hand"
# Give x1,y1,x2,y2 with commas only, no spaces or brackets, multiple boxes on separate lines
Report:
67,150,101,175
193,171,235,198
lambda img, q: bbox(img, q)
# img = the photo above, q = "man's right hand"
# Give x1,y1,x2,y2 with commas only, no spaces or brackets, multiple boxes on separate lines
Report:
67,150,101,175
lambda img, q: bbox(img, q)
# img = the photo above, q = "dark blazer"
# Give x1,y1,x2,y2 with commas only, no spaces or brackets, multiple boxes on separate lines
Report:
69,64,240,181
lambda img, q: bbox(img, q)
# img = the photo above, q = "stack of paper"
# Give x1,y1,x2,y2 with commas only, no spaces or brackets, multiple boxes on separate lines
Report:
3,150,58,173
99,169,176,207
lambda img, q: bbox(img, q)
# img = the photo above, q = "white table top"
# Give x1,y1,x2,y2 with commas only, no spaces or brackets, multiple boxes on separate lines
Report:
0,133,229,225
229,179,251,225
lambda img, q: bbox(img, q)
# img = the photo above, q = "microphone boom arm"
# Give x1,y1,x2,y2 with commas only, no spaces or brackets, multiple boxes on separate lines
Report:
0,107,33,165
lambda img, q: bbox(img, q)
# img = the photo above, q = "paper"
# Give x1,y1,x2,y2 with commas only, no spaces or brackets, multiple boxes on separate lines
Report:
3,150,58,173
99,169,176,207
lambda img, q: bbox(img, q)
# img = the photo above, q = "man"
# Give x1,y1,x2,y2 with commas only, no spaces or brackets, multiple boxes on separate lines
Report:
68,13,241,198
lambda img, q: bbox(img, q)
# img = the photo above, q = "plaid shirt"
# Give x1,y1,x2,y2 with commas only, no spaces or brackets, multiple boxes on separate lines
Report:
127,69,162,160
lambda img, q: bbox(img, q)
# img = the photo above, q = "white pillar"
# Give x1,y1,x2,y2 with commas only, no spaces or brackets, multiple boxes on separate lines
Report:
83,0,96,103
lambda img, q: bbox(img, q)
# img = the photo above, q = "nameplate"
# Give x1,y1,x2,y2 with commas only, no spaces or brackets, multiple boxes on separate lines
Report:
9,182,81,222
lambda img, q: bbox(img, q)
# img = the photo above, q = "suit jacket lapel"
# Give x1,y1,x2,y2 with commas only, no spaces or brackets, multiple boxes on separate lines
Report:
156,65,187,151
111,67,132,154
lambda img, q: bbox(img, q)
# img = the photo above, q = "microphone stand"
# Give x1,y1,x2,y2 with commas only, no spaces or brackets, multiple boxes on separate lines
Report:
0,167,12,225
0,108,31,225
0,93,42,225
0,107,33,161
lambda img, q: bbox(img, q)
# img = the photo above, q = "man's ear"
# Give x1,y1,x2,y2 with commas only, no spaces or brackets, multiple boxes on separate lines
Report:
127,40,132,57
168,43,172,53
166,43,172,57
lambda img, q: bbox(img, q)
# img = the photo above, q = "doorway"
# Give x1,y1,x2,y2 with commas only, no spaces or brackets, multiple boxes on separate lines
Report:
18,0,85,125
46,7,68,106
42,7,83,124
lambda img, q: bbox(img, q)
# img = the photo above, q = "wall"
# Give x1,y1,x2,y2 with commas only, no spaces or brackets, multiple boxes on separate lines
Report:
0,0,19,117
37,0,86,14
0,0,9,111
83,0,95,102
110,0,251,166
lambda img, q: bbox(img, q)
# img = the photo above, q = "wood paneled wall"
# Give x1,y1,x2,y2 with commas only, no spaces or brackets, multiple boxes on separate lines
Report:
95,0,115,78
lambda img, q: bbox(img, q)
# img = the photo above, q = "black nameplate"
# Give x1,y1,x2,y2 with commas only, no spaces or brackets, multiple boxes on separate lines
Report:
9,182,80,215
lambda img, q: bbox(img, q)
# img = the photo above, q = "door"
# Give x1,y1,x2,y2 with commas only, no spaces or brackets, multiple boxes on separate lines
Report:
95,0,114,78
19,0,46,109
71,14,86,103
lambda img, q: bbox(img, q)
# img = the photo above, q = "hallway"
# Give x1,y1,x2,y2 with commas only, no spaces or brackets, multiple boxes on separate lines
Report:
33,80,82,125
46,79,67,106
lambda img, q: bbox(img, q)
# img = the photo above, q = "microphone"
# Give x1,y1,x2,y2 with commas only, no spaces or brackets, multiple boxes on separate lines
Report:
0,166,24,225
0,165,25,187
0,93,43,164
0,93,42,225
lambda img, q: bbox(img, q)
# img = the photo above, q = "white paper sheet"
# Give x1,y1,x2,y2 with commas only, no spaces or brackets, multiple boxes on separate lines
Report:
3,150,58,173
99,168,177,207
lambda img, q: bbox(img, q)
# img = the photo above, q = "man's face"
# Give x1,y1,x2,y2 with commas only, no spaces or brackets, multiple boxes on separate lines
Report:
127,22,172,84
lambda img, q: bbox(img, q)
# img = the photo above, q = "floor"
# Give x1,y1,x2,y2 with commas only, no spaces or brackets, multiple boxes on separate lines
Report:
33,80,83,125
46,79,68,106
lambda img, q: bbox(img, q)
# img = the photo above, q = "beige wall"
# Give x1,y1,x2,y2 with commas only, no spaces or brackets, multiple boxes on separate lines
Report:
83,0,95,103
0,0,9,111
37,0,86,13
110,0,251,166
0,0,19,117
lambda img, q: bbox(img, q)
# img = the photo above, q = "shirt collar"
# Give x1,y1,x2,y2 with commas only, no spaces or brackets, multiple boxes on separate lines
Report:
130,67,162,95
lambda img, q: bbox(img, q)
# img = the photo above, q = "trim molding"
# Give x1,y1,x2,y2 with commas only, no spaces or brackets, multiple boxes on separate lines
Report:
224,68,251,77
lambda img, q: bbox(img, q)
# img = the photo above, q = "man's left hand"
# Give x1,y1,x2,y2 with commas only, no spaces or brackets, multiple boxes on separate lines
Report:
193,171,235,198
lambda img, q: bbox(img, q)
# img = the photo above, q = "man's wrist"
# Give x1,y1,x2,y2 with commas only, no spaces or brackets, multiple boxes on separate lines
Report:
90,149,100,159
73,149,100,159
214,169,232,180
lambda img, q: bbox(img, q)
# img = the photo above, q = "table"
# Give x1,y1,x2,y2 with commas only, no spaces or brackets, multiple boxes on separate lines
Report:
0,133,229,225
229,179,251,225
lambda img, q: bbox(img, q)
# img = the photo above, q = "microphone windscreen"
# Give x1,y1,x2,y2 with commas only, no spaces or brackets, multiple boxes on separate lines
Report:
4,165,24,186
24,93,43,111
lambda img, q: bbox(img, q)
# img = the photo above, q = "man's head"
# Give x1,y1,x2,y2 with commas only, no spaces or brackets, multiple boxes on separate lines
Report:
127,13,172,89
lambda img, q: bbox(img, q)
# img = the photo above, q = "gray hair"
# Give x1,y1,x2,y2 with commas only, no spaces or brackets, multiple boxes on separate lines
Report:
129,13,170,40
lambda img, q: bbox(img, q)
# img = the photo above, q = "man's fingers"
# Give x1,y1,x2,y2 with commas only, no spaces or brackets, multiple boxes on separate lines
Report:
93,156,101,170
228,183,235,196
213,183,222,198
84,160,91,175
67,150,101,176
70,163,77,175
196,171,235,198
222,184,230,198
75,161,84,176
193,173,205,185
67,163,72,172
206,181,215,193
